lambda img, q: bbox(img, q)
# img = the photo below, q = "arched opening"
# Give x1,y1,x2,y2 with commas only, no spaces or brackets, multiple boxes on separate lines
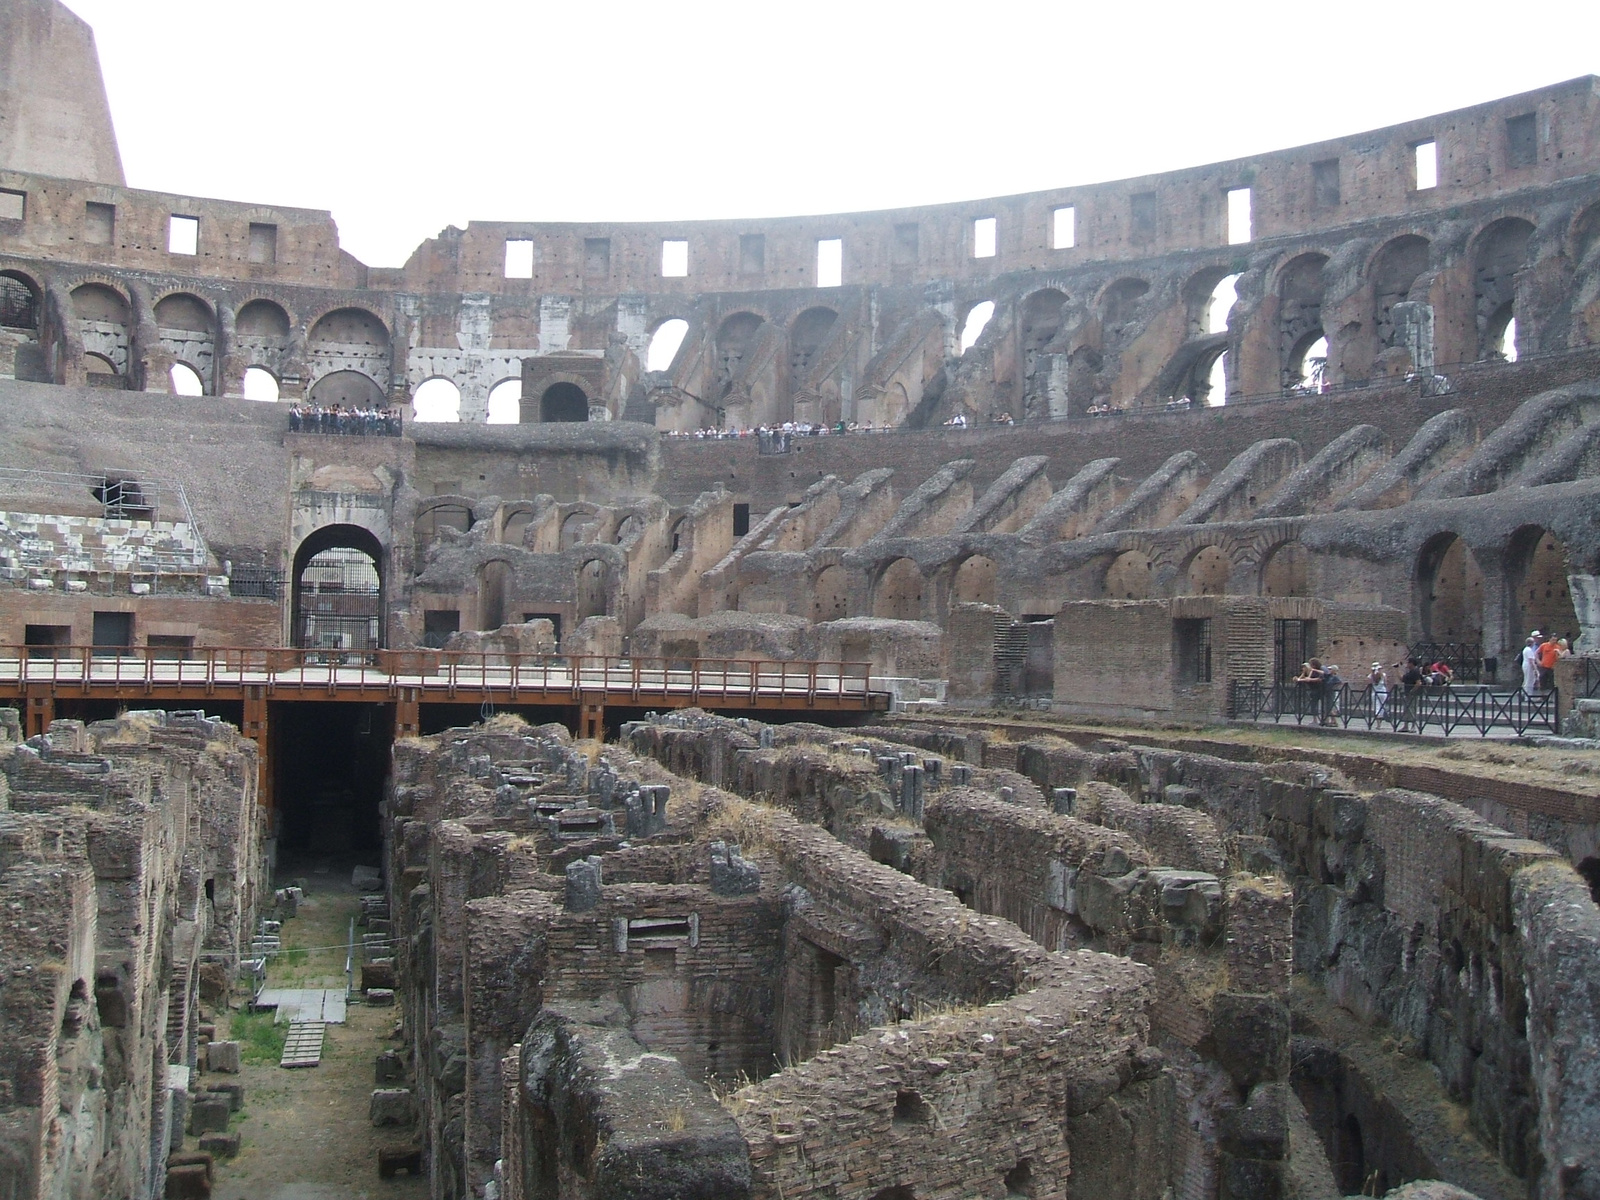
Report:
1473,218,1535,361
168,362,205,396
1184,545,1230,595
243,366,280,402
1333,1113,1366,1195
952,555,998,606
1370,235,1431,351
614,514,644,545
1104,550,1153,600
412,377,462,423
874,558,924,620
71,282,129,324
1577,857,1600,905
959,301,995,354
478,559,510,630
576,559,610,621
1260,541,1308,597
414,502,472,561
1101,279,1150,352
669,518,688,553
714,313,766,397
236,299,291,337
1021,289,1068,355
813,565,848,622
646,318,690,372
1277,253,1329,389
308,306,390,396
83,352,118,378
1203,274,1240,335
790,307,839,377
1508,526,1578,644
72,283,130,381
1417,533,1484,645
1289,333,1329,391
308,369,385,408
292,525,384,654
560,511,597,550
540,381,589,423
487,378,522,423
0,270,40,331
154,292,212,334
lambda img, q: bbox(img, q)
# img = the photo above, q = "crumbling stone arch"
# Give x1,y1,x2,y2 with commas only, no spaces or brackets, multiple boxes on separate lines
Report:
1182,266,1234,338
307,305,391,396
1259,540,1309,597
813,564,849,622
645,316,691,373
951,554,998,607
1180,543,1232,596
714,312,766,398
576,558,612,621
153,292,216,394
789,307,838,378
1416,531,1484,645
1506,524,1578,644
1104,549,1154,600
873,557,924,620
1368,235,1431,353
1472,216,1536,359
538,381,589,423
70,281,131,381
1275,253,1330,388
477,557,512,630
236,298,291,336
560,508,600,549
1099,278,1150,352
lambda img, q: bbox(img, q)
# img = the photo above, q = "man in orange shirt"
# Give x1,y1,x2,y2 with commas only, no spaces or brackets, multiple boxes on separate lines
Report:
1536,633,1562,691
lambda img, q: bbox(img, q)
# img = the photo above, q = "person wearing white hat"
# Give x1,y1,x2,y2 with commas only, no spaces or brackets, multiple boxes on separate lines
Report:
1521,632,1542,694
1367,662,1389,717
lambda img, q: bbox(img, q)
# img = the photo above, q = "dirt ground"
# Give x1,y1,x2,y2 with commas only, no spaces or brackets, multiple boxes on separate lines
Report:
923,710,1600,795
200,859,427,1200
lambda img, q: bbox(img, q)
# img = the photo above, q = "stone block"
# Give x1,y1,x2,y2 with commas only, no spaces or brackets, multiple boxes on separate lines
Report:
164,1163,212,1199
375,1050,406,1084
367,987,396,1006
351,865,382,890
1211,994,1289,1088
565,856,603,911
197,1132,239,1159
370,1088,415,1127
204,1082,244,1111
167,1152,213,1181
1219,1083,1287,1160
187,1097,232,1135
361,960,397,991
1164,784,1202,808
196,962,229,1005
1219,1151,1284,1200
205,1041,240,1073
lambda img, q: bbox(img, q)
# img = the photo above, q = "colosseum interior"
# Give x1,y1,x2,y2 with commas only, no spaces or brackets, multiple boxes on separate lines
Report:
1,3,1599,1199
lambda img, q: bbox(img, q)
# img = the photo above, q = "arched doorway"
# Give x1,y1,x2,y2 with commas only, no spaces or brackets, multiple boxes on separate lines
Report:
874,558,924,620
813,565,848,622
1417,533,1483,646
540,382,589,423
1184,545,1230,595
951,555,998,606
1260,541,1308,597
292,525,384,654
1508,526,1578,643
1104,550,1154,600
576,559,611,621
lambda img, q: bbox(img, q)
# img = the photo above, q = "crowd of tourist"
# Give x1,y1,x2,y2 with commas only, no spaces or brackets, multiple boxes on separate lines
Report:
287,404,403,436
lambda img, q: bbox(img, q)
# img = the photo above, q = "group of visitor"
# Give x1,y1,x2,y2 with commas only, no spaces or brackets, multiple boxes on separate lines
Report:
288,404,403,436
1520,630,1571,693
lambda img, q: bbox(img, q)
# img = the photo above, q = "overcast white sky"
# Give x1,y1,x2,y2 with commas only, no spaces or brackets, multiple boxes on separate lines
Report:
65,0,1600,268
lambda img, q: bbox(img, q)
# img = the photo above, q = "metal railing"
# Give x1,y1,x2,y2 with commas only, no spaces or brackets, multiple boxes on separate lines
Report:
0,646,880,705
1229,679,1558,736
0,466,210,570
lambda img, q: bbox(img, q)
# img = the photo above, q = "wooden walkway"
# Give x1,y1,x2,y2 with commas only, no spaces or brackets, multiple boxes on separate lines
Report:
279,1021,327,1069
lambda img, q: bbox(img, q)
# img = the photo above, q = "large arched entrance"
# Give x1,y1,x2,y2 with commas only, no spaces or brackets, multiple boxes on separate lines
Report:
1416,533,1483,648
291,524,384,655
1508,525,1579,643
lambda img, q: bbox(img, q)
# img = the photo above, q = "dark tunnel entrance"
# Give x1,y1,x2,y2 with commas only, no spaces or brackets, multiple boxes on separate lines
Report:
272,701,393,855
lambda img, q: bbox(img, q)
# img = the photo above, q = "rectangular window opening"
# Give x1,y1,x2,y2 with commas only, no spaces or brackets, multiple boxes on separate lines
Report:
739,233,765,275
661,239,689,277
584,237,611,275
24,624,72,658
816,238,842,287
504,237,534,279
168,214,199,255
85,201,115,244
1175,618,1213,684
1414,140,1438,191
1051,205,1076,249
1506,113,1537,169
1312,159,1341,209
1226,187,1253,245
248,222,277,264
422,609,461,648
91,611,134,652
892,223,919,266
627,917,693,940
732,503,750,537
972,216,997,259
0,189,25,221
1130,192,1158,244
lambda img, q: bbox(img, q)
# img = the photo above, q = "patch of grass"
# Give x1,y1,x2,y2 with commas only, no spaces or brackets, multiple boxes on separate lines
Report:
231,1008,288,1065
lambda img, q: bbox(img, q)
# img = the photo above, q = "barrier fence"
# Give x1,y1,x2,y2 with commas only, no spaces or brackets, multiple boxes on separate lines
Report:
1229,679,1559,737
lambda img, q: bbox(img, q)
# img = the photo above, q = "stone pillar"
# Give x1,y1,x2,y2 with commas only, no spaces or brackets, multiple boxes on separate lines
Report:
1568,574,1600,655
1391,301,1434,376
